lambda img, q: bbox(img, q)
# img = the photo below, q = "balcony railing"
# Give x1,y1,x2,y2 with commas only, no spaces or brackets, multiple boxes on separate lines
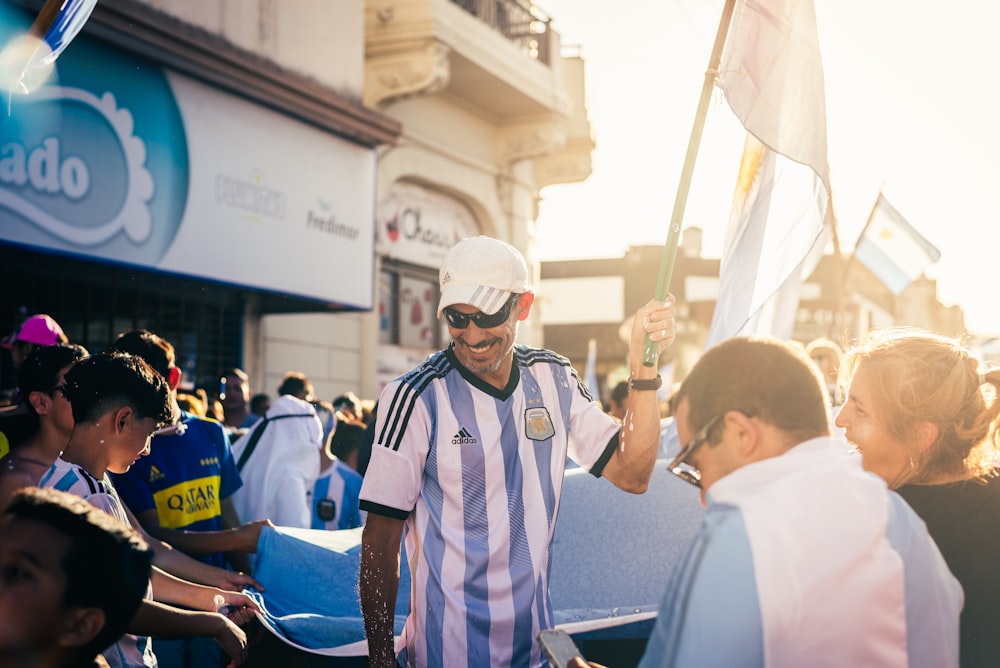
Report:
450,0,552,64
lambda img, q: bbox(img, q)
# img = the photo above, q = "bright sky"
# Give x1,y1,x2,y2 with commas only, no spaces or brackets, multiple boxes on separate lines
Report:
535,0,1000,335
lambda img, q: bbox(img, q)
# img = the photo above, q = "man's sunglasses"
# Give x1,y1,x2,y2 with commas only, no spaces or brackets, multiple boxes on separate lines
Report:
667,413,723,488
443,294,520,329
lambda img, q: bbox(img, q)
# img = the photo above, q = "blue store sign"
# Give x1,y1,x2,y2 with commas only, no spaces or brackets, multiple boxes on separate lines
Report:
0,4,375,308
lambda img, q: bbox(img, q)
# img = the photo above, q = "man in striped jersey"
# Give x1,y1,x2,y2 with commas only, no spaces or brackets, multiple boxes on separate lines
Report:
360,236,676,667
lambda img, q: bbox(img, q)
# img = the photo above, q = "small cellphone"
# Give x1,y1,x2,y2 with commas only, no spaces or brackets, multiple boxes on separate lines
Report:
537,629,584,668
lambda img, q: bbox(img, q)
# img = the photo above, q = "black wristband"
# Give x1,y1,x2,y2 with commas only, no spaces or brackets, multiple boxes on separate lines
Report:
628,374,662,391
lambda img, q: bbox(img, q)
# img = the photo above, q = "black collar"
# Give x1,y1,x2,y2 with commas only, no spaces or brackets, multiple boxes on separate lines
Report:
444,344,520,400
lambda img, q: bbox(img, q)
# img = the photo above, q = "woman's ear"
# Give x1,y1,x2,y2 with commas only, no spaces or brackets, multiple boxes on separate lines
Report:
913,421,940,454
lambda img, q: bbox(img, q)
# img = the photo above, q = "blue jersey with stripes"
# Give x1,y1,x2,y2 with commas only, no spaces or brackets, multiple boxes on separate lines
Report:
40,457,157,668
310,458,364,530
359,344,621,668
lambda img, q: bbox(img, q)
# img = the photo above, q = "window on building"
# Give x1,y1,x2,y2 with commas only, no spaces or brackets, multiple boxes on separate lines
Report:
379,261,444,350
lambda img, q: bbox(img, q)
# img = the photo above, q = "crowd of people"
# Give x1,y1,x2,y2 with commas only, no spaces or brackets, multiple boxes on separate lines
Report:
0,316,373,667
1,234,999,668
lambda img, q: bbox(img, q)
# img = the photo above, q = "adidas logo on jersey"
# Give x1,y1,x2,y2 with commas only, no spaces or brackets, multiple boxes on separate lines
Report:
149,466,165,482
452,427,477,445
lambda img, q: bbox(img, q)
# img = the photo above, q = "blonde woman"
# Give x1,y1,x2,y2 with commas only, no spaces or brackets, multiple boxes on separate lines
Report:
836,328,1000,668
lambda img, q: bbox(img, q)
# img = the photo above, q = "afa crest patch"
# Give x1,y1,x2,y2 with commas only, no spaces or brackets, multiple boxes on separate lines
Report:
524,407,555,441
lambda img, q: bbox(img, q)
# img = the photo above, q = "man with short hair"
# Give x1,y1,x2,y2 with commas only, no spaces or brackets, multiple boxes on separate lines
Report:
220,368,257,431
637,337,962,667
0,486,154,668
360,236,676,667
277,372,314,401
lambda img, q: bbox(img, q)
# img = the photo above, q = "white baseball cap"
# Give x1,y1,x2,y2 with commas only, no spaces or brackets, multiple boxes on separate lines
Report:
438,236,530,316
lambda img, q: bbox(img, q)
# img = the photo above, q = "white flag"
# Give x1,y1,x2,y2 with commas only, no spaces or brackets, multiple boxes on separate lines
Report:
853,193,941,295
706,0,831,346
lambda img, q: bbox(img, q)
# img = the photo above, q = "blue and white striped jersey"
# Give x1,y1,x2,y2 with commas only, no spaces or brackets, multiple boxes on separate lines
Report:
360,344,620,668
310,458,364,530
40,457,157,668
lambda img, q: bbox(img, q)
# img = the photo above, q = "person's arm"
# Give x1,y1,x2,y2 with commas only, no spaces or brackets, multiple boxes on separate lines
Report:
123,503,263,591
129,599,249,668
134,508,266,556
148,566,259,612
220,497,257,573
602,297,677,493
360,513,405,668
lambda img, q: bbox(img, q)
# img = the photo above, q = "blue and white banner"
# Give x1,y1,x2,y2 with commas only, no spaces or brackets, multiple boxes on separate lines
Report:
246,457,704,655
853,193,941,295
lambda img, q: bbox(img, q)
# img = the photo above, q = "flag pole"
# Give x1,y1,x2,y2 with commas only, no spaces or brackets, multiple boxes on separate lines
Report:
642,0,739,366
26,0,63,40
827,196,848,345
835,189,882,343
840,189,883,288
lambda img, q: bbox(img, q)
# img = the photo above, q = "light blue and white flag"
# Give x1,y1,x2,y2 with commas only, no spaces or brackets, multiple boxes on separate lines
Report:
244,465,704,655
853,193,941,295
706,0,831,346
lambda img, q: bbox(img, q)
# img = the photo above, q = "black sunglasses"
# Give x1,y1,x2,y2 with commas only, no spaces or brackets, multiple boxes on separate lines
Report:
443,294,520,330
667,413,723,488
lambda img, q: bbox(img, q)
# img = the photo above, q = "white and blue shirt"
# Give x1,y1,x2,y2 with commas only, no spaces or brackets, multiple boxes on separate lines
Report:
639,438,963,668
360,344,620,668
310,458,364,530
40,457,157,668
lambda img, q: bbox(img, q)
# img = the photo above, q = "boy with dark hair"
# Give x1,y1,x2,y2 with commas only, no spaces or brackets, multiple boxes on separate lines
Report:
310,423,365,531
108,331,266,668
108,329,262,570
0,486,154,668
40,353,253,668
